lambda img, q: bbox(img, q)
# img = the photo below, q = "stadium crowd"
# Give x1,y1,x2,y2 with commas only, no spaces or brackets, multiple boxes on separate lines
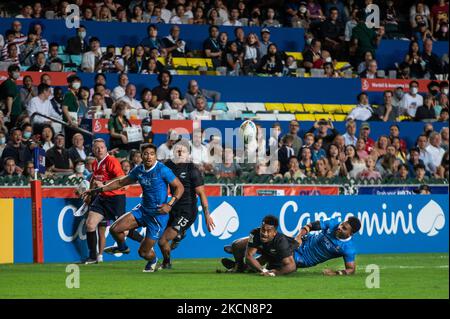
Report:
0,65,448,184
0,1,448,77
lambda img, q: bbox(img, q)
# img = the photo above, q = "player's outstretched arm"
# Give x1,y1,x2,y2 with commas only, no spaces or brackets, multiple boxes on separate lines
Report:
270,256,297,276
245,246,267,274
159,177,185,214
195,185,215,232
295,221,321,244
82,175,135,198
323,261,356,276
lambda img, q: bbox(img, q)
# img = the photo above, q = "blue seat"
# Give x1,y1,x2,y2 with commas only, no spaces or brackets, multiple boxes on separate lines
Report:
57,54,70,64
69,55,82,66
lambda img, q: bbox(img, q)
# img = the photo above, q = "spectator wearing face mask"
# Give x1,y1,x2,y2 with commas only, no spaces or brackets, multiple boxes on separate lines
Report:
66,26,89,55
400,80,423,118
69,159,89,180
141,117,153,144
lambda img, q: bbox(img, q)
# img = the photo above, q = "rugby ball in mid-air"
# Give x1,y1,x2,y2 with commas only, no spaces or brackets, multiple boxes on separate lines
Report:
239,120,257,143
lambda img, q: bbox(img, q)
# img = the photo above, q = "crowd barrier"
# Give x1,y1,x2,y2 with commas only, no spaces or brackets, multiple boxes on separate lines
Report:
1,194,447,264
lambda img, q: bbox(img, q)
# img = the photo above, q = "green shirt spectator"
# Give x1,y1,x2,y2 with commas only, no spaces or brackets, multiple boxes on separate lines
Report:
0,78,22,116
62,91,79,122
351,20,384,63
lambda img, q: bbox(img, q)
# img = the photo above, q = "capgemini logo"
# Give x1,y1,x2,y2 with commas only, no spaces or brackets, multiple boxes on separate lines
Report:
416,200,446,237
210,201,239,240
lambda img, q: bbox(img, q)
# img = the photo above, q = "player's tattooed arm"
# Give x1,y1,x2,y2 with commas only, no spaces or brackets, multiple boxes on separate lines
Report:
195,185,215,232
295,221,321,244
323,262,356,276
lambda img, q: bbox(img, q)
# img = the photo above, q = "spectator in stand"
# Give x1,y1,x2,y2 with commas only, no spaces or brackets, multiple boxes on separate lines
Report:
359,59,379,79
203,25,223,67
215,147,242,180
358,156,382,180
81,37,102,73
130,4,146,23
311,136,326,163
307,118,338,151
98,45,124,73
140,116,153,144
158,0,172,23
68,133,91,164
162,25,187,58
10,20,27,48
434,150,449,179
357,51,374,74
426,131,446,173
66,26,89,55
298,147,314,177
189,96,212,120
169,4,191,24
404,40,426,79
119,84,142,110
355,137,369,161
29,22,49,55
156,130,178,162
303,39,324,72
347,93,375,121
314,157,333,178
400,80,423,119
391,136,407,164
224,8,242,27
93,83,113,109
121,159,131,175
438,108,449,122
376,90,400,122
243,33,261,75
18,31,41,67
258,28,272,57
207,8,222,26
284,156,306,181
27,83,61,134
152,70,173,107
184,80,221,113
163,87,186,117
39,124,55,152
233,27,246,55
410,1,431,29
0,157,19,177
48,43,60,64
140,88,154,111
345,144,366,179
434,20,449,41
441,127,449,151
395,163,410,181
372,135,390,160
350,10,384,66
96,5,113,22
108,101,133,155
129,149,143,168
422,38,443,79
45,133,73,175
2,43,20,66
193,7,207,24
416,133,433,171
19,76,37,110
280,120,302,157
191,129,211,173
127,45,147,74
0,127,32,173
413,163,428,182
27,52,50,72
226,41,244,75
262,8,281,27
430,0,449,34
257,44,284,76
408,147,425,177
415,94,437,121
0,65,21,126
320,7,345,60
326,143,347,177
342,120,357,146
140,24,165,55
111,73,129,101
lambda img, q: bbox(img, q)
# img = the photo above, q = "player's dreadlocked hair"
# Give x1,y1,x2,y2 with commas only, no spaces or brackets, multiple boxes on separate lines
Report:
347,216,361,234
262,215,279,228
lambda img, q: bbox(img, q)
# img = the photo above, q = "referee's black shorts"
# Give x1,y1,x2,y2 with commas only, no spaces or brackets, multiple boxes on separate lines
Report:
89,194,126,221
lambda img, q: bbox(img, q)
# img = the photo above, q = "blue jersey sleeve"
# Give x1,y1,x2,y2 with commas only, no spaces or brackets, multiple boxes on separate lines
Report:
343,246,356,263
320,217,340,231
127,165,140,182
161,164,176,184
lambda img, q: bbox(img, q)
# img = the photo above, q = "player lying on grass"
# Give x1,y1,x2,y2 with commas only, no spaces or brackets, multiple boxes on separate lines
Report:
158,140,215,270
83,143,184,272
221,215,361,276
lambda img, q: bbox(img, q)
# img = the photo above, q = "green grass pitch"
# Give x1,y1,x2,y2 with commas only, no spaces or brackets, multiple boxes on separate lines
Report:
0,253,448,299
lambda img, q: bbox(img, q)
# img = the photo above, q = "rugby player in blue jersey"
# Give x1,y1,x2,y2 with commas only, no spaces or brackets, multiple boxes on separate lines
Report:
221,215,361,276
83,143,184,272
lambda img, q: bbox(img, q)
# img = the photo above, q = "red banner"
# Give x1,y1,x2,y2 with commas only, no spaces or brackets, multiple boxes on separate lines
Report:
93,119,195,135
92,118,142,134
0,71,75,86
243,185,339,196
361,78,440,93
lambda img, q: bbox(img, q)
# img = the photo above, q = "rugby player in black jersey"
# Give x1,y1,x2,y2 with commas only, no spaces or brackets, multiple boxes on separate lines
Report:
222,215,298,276
158,139,215,269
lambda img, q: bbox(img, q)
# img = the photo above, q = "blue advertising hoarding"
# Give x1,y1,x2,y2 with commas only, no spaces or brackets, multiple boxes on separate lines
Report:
13,195,448,263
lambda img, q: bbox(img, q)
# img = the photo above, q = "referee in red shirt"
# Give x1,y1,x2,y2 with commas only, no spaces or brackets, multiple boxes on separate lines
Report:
83,138,142,264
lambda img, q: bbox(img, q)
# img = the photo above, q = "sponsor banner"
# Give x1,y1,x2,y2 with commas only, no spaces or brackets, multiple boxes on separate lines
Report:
0,185,221,198
92,118,141,134
0,71,74,86
361,78,439,93
243,185,339,196
11,195,448,263
357,186,449,195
